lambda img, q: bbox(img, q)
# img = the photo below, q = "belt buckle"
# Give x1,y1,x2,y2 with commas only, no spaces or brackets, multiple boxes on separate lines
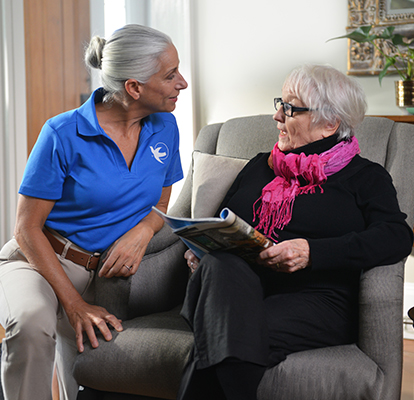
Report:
86,253,100,271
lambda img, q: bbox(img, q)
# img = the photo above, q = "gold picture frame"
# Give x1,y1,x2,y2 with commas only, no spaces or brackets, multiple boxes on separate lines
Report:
347,0,414,75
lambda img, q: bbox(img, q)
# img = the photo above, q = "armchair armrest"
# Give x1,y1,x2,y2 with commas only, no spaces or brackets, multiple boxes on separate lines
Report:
94,224,189,321
358,261,405,400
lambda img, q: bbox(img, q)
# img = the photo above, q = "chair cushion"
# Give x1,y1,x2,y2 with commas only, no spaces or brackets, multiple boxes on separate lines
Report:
191,151,249,218
258,344,384,400
95,230,188,321
73,307,193,400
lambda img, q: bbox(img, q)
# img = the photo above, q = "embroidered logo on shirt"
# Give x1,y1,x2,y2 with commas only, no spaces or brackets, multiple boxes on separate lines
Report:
150,143,169,164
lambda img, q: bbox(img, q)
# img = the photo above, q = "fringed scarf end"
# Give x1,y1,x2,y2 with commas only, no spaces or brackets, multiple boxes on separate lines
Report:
253,137,360,238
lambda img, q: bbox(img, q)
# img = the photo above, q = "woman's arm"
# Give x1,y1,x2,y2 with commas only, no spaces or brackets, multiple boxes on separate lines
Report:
99,185,172,278
14,194,123,352
306,165,413,272
259,164,413,273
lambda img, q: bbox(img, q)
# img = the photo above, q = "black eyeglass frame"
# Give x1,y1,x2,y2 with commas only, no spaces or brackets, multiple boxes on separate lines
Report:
274,97,315,117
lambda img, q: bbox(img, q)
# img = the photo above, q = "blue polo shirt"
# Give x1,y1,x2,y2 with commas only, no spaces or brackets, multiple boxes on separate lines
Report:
19,88,183,252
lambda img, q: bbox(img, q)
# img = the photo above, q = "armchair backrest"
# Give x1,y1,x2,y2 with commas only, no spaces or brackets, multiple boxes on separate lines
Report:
171,115,414,229
356,117,414,228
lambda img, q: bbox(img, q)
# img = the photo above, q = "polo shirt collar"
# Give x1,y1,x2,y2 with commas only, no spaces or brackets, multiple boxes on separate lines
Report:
76,88,166,137
76,88,105,136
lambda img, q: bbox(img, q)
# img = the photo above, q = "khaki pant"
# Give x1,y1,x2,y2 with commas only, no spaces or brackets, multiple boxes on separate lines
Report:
0,237,95,400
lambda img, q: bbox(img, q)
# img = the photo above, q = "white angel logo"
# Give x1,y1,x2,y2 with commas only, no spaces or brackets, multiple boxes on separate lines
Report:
150,143,169,164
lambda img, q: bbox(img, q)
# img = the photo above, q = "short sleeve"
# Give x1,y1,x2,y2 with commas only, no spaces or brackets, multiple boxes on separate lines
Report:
19,121,67,200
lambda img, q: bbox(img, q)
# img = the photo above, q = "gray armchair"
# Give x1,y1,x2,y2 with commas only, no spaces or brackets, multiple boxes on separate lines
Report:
73,115,414,400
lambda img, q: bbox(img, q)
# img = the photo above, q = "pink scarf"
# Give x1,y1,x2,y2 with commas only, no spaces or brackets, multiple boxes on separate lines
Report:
253,136,360,237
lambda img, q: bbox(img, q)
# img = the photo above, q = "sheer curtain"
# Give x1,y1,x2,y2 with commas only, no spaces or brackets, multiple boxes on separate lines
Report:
0,0,27,245
149,0,194,206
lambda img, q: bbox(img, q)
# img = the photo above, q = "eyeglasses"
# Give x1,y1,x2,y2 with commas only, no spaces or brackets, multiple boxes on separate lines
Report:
274,98,315,117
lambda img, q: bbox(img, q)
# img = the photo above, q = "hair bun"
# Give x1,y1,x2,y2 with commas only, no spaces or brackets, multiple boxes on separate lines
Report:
85,36,106,70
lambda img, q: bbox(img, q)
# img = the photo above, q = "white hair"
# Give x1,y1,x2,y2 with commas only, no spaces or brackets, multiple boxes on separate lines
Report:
85,24,172,103
283,64,367,140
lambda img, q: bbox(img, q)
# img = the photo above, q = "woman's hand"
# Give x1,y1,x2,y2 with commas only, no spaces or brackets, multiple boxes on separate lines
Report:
99,186,172,278
257,238,310,273
185,249,200,274
99,224,154,278
65,297,123,353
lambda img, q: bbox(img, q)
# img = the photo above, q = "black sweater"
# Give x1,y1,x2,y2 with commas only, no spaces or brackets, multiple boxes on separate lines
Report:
218,135,413,293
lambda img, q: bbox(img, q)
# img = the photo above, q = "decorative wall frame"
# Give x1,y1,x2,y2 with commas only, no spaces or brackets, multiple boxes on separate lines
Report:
347,0,414,75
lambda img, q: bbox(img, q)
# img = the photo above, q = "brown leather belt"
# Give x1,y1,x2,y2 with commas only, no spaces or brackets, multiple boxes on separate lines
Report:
43,228,100,271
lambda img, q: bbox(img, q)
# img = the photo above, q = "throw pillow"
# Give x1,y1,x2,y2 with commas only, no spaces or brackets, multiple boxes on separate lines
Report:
191,151,249,218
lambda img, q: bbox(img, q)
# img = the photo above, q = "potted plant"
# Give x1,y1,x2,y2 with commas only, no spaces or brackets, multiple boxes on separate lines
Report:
329,25,414,111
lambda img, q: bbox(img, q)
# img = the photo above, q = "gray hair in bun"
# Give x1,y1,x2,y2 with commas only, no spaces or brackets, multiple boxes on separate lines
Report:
85,24,173,102
85,36,106,70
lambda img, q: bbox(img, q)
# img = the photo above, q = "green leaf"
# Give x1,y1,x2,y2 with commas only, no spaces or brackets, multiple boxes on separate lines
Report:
328,25,374,43
379,57,396,85
379,26,396,39
391,34,406,46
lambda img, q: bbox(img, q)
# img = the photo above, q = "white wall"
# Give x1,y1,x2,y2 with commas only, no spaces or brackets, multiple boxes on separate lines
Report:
192,0,401,132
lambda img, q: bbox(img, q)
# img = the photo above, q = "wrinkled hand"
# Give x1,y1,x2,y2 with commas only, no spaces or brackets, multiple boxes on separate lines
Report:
185,249,200,274
256,238,310,273
99,225,153,278
66,298,123,353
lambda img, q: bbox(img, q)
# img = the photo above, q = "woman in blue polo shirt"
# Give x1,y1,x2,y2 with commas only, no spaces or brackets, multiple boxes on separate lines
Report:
0,24,187,400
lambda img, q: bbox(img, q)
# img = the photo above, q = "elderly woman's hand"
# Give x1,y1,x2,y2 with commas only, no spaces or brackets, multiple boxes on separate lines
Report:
257,239,310,273
185,249,200,274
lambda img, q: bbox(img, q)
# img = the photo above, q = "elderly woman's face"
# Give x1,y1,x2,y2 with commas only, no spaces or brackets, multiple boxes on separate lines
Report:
273,90,331,152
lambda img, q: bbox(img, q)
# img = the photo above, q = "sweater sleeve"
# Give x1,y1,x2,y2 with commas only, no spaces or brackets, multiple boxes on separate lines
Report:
308,163,413,271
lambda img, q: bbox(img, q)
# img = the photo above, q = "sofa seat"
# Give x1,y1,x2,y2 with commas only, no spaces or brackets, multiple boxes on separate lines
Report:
74,306,193,400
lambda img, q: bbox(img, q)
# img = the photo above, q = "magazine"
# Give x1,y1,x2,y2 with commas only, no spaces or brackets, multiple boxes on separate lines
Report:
152,206,275,263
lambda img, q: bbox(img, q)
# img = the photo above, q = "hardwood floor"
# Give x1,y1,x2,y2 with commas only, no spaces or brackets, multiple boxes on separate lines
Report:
0,325,413,399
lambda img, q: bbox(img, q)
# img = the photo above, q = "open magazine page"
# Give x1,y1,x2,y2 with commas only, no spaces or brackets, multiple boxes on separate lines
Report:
152,207,274,263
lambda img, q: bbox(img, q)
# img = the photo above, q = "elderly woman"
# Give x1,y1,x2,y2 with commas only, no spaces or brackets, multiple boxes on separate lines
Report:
0,24,187,400
178,64,413,400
